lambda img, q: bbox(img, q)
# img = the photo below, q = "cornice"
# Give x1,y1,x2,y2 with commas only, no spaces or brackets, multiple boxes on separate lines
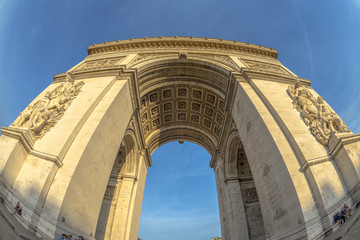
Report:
1,127,63,167
87,36,278,59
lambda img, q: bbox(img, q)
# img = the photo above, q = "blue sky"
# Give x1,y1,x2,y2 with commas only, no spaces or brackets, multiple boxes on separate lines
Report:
0,1,360,239
139,142,219,240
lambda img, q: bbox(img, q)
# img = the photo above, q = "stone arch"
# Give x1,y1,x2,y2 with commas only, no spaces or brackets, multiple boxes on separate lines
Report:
0,37,359,240
224,132,241,180
134,58,233,155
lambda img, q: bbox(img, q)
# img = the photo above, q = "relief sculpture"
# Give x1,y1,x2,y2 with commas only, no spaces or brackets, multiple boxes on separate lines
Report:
288,80,350,145
11,74,84,138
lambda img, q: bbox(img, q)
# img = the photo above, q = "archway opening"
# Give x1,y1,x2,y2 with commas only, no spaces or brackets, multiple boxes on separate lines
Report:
139,141,221,240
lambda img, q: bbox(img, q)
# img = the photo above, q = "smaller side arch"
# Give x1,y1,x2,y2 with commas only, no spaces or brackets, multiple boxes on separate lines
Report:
224,132,240,180
95,130,145,240
220,132,266,240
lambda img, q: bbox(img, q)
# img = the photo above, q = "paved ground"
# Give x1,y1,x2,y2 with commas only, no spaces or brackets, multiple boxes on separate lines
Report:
343,217,360,240
0,212,20,240
0,200,40,240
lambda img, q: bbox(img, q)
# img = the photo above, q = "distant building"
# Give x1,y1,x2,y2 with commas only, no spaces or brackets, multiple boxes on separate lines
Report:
210,238,221,240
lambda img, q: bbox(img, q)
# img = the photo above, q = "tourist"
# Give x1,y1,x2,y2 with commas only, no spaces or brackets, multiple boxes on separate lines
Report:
334,211,345,225
58,234,67,240
67,235,73,240
78,236,85,240
11,201,22,215
344,203,351,217
340,207,347,222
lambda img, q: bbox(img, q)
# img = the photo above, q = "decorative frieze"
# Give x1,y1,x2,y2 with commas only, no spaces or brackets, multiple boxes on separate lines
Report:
75,57,125,71
131,53,178,64
243,59,289,75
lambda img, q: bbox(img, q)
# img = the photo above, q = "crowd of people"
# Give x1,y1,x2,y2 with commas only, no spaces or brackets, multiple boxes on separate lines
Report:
334,203,352,225
58,234,84,240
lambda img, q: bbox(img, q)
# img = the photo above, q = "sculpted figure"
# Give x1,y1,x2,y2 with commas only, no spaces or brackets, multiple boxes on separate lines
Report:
31,110,50,136
26,91,51,128
12,105,34,127
11,75,84,138
288,80,350,145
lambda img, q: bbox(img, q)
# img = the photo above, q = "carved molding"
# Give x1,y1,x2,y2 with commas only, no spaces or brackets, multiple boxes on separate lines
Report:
288,80,350,145
88,37,278,59
328,133,360,157
242,59,290,75
131,53,178,65
0,127,63,167
74,57,125,71
189,53,232,64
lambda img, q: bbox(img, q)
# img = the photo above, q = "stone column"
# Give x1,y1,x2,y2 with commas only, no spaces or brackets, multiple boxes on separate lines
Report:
107,154,148,240
128,154,148,240
226,179,249,240
109,176,137,239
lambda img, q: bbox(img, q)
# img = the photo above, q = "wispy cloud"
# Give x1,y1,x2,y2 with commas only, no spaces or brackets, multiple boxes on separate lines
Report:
353,0,360,9
289,0,314,79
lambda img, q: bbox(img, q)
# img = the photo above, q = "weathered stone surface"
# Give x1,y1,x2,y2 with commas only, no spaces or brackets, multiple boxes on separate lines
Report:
0,37,359,240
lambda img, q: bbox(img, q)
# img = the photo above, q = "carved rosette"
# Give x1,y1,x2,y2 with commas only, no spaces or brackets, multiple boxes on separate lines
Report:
11,75,84,138
288,80,350,145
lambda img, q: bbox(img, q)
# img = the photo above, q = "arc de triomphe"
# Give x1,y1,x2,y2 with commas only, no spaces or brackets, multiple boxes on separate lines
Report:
0,37,360,240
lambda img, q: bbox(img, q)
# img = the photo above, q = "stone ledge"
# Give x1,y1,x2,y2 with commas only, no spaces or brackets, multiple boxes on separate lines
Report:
1,127,63,167
1,127,36,152
300,155,332,171
328,133,360,157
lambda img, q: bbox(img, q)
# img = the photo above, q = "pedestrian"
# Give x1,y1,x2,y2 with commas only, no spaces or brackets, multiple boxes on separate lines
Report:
11,201,22,215
58,234,67,240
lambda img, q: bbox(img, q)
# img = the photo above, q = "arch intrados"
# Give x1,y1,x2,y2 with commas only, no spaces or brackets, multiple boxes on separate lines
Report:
146,126,216,155
135,59,233,95
138,79,226,101
132,57,236,75
149,137,213,157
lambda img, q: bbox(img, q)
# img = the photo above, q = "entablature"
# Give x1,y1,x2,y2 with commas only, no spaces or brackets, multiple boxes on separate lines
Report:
87,36,278,59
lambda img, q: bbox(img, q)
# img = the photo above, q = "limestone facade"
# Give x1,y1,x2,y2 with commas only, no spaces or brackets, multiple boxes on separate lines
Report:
0,37,360,240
